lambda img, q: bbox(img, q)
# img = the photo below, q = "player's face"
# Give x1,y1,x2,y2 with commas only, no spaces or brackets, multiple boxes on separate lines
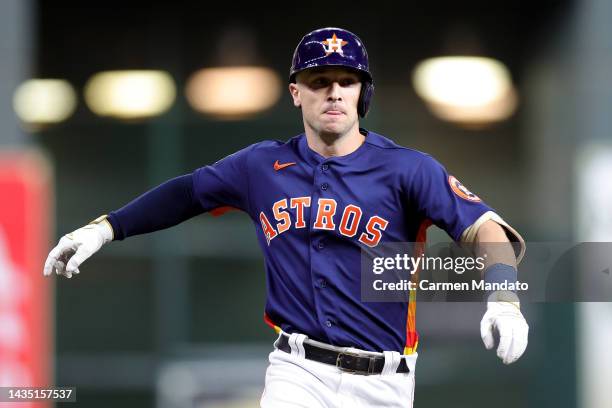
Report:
289,67,362,138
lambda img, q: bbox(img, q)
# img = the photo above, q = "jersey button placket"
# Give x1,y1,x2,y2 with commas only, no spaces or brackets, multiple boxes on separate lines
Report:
309,163,325,335
311,160,335,337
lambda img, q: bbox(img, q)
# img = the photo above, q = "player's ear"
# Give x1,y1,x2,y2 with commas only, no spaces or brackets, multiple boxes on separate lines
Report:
288,83,301,108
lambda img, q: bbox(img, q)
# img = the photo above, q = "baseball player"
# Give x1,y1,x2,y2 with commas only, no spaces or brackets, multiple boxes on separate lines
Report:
44,27,528,407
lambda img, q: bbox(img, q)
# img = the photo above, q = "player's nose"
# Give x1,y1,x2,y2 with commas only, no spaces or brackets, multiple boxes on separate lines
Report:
327,82,343,101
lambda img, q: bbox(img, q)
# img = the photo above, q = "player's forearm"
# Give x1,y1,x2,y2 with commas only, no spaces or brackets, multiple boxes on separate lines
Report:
107,173,204,240
474,219,517,274
474,220,520,304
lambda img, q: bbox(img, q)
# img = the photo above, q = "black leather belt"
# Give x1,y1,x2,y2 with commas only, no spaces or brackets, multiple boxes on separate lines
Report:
276,334,410,375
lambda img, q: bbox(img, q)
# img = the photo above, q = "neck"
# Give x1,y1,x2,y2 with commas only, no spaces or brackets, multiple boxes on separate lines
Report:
304,124,365,158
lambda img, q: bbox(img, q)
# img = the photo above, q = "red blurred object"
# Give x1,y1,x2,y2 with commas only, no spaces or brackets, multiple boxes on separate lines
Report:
0,151,52,408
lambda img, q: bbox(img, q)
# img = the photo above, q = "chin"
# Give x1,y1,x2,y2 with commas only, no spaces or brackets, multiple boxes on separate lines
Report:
320,117,348,130
305,115,354,137
320,124,345,136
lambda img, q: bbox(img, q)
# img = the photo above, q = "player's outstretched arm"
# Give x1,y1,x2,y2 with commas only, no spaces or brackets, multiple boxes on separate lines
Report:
43,173,205,279
43,215,114,279
474,220,529,365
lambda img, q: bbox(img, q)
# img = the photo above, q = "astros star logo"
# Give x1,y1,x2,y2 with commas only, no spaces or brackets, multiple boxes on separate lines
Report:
322,33,348,55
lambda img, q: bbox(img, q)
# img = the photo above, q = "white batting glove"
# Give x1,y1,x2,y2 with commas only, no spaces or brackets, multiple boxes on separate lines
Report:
43,215,114,279
480,291,529,365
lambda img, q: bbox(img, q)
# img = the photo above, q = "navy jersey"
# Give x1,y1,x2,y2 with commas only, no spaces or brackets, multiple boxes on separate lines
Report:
193,129,495,353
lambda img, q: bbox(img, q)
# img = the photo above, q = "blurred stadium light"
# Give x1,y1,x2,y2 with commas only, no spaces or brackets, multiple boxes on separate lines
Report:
183,24,282,120
185,67,281,119
12,79,77,128
412,56,517,127
84,70,176,120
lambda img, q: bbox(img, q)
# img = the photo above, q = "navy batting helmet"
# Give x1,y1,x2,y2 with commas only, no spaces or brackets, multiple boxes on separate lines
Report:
289,27,374,117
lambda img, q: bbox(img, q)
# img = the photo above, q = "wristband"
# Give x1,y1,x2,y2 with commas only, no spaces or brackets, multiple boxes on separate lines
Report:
483,263,518,301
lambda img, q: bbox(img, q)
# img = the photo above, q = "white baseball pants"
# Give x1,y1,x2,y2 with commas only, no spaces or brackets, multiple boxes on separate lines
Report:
260,332,417,408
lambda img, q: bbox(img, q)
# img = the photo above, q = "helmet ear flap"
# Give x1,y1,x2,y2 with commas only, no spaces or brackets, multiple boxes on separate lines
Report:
358,81,374,117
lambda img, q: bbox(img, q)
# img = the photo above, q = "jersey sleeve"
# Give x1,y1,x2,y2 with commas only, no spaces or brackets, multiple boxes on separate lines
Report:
408,154,494,242
192,144,253,213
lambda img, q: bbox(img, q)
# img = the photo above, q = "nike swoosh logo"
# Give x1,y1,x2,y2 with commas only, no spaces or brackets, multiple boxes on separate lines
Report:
274,160,296,171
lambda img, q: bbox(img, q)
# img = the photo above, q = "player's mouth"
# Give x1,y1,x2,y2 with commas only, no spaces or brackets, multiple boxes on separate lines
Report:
324,110,344,116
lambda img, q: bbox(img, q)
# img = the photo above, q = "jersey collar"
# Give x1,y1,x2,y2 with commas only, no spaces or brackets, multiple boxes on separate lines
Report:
296,128,372,166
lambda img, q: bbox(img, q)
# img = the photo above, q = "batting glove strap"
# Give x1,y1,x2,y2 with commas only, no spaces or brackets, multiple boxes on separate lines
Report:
486,289,520,307
480,299,529,365
88,214,115,242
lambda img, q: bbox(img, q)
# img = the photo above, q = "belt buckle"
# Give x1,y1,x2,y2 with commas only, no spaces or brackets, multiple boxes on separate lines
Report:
336,351,376,375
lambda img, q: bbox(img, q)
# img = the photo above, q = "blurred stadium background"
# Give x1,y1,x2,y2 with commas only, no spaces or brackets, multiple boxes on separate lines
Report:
1,0,611,407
